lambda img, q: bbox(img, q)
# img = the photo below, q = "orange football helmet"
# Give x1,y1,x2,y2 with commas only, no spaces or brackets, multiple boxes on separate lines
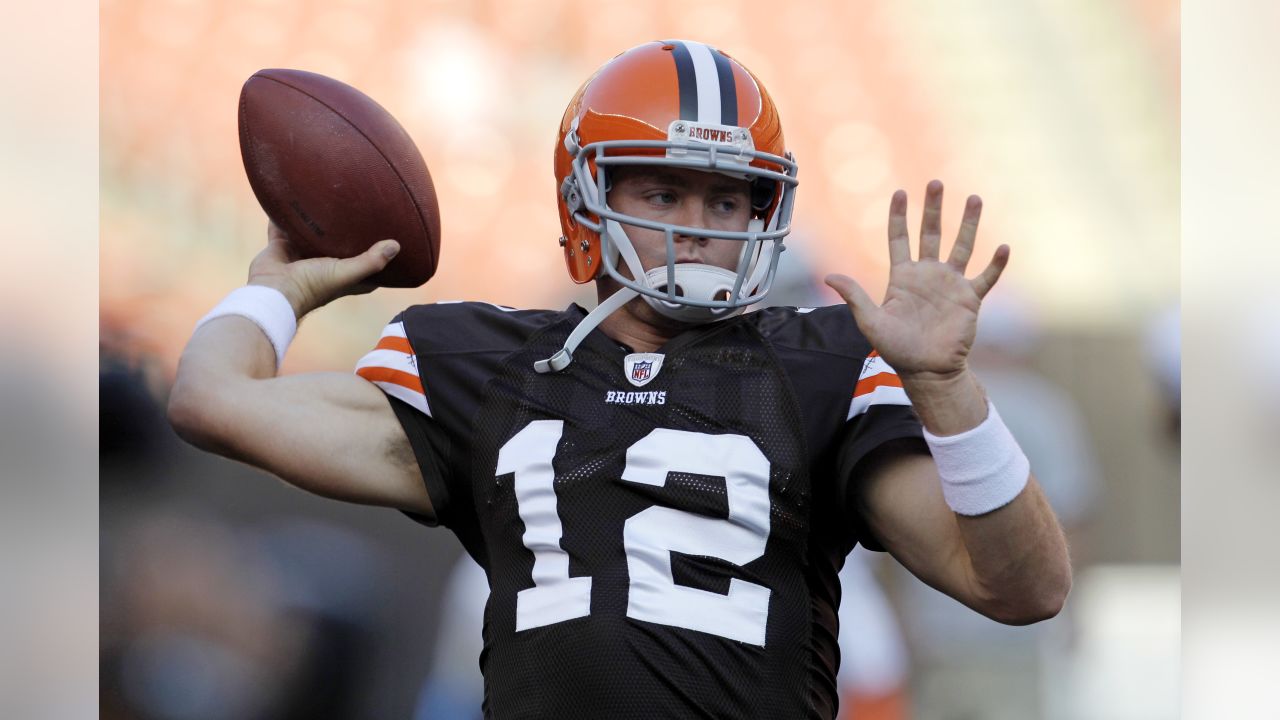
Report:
537,40,799,372
555,41,797,298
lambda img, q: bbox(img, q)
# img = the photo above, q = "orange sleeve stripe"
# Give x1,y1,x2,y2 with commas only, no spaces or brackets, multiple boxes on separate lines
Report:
374,336,414,354
867,350,879,359
853,372,903,397
356,366,425,394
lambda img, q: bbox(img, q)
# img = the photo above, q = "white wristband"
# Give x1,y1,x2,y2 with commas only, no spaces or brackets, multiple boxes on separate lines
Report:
195,285,298,369
923,401,1030,516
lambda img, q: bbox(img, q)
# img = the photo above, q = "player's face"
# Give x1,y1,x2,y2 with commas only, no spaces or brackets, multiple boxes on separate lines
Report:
606,166,752,275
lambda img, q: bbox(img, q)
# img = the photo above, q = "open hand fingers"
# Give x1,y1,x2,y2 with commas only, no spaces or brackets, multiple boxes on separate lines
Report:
887,190,911,265
947,195,983,272
971,244,1010,299
919,180,943,260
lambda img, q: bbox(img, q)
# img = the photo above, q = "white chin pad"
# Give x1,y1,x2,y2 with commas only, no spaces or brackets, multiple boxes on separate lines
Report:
641,264,745,324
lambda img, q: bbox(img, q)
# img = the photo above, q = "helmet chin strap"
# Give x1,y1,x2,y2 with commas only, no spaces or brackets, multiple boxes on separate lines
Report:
739,216,776,297
534,218,646,373
533,284,640,374
606,218,648,286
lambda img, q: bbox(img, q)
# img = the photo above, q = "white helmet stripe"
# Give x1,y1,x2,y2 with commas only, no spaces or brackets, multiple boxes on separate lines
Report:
666,40,736,125
684,41,723,125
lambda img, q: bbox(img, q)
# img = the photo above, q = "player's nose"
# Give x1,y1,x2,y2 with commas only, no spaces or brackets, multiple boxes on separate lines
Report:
673,229,710,245
672,203,712,245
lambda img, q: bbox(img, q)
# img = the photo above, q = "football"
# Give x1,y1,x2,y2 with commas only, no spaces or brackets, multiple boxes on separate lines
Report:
238,68,441,287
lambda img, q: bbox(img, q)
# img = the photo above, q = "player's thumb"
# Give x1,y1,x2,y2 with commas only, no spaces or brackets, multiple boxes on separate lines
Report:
335,240,399,285
824,273,877,319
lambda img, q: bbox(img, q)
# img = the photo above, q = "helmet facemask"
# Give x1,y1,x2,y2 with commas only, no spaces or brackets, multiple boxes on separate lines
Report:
562,118,799,325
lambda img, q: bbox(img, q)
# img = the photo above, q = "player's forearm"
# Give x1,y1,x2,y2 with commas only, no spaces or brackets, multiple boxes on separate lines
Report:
954,479,1072,624
168,317,281,450
901,368,1071,623
181,316,281,380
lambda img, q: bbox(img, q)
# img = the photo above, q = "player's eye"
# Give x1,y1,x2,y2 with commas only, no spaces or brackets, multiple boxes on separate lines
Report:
647,191,677,206
711,197,743,214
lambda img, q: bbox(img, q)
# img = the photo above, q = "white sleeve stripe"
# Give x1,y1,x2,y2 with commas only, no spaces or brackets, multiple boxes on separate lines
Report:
858,356,898,381
375,381,432,417
379,321,408,339
847,385,912,419
355,349,419,377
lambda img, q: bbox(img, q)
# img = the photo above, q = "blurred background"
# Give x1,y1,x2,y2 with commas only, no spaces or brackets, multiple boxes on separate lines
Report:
98,0,1181,718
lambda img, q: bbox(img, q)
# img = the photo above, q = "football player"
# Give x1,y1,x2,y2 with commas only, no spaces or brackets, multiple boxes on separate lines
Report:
170,40,1071,719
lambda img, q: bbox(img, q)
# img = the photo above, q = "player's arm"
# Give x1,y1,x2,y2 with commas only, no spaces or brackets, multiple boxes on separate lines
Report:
168,223,434,517
826,181,1071,624
854,394,1070,625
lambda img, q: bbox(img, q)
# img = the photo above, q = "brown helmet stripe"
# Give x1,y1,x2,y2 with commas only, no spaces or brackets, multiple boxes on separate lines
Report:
666,40,700,121
710,48,738,126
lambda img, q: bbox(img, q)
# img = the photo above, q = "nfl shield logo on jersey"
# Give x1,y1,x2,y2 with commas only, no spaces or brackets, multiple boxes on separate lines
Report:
623,353,664,388
632,361,652,382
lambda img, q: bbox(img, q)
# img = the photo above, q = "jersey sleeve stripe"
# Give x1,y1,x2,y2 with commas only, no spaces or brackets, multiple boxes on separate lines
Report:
847,384,912,419
356,348,420,378
857,355,898,382
356,365,424,392
379,321,409,339
357,365,427,396
848,350,910,418
356,320,431,416
368,375,432,416
374,335,414,354
854,371,903,397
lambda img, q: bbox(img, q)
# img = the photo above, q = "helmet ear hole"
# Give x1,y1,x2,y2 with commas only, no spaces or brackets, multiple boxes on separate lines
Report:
750,179,776,212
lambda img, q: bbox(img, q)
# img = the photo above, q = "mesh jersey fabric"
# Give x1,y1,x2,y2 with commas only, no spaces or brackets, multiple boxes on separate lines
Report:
364,302,923,719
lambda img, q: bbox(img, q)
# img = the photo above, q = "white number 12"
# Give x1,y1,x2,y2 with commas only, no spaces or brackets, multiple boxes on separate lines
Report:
497,421,773,646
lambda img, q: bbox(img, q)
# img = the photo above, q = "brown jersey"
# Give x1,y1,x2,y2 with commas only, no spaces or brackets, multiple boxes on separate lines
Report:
356,302,921,719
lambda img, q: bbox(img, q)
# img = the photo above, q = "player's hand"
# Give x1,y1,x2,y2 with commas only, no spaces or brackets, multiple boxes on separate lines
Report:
824,180,1008,383
248,221,400,318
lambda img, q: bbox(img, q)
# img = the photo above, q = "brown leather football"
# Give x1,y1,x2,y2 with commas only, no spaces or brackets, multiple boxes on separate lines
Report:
238,69,440,287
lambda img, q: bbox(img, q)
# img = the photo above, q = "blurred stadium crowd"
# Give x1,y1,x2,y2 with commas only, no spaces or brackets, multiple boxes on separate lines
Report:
99,0,1182,718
